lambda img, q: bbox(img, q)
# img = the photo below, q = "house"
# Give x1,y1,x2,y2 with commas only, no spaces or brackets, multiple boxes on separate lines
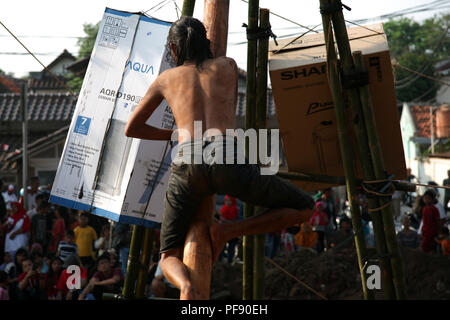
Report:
0,49,78,188
400,102,450,201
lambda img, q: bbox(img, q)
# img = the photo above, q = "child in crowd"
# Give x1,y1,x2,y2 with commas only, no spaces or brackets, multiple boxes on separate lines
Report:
397,216,420,249
31,252,48,276
74,212,97,272
294,222,318,250
0,252,15,275
49,206,68,253
309,201,329,253
56,254,88,300
17,257,43,300
94,224,110,257
57,230,78,263
420,190,441,253
0,270,9,300
435,227,450,256
78,253,123,300
44,257,63,300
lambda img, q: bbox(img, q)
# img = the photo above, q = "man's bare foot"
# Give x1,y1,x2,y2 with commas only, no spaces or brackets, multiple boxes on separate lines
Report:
180,283,200,300
209,220,228,264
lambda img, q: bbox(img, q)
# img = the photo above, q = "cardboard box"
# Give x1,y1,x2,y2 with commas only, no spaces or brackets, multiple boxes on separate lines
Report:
269,23,407,191
50,8,174,227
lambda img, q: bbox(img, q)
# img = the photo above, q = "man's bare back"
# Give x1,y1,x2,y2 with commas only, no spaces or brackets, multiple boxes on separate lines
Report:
125,56,238,143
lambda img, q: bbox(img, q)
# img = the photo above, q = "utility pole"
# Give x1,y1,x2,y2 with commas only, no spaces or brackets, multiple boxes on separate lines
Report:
430,106,435,154
21,82,28,210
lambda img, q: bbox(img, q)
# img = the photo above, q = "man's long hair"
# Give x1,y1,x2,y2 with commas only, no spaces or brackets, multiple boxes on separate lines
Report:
166,16,213,68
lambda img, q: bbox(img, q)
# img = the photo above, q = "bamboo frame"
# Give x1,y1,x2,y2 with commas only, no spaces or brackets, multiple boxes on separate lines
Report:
328,7,396,299
353,51,407,299
319,0,373,300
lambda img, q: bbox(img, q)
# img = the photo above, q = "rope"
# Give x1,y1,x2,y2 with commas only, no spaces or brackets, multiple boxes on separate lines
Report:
143,0,171,14
0,19,78,98
271,23,322,54
172,0,181,19
395,63,450,87
240,0,319,34
265,257,328,300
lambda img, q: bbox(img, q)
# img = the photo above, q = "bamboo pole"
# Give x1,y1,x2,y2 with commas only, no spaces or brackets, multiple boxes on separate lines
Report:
135,228,154,299
319,0,373,300
181,0,196,16
253,7,270,300
122,225,145,299
243,0,259,301
327,6,396,299
353,51,407,300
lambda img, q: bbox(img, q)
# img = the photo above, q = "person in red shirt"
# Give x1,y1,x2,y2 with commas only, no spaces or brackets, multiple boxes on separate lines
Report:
49,206,68,253
44,256,63,300
78,253,123,300
218,196,239,264
17,257,43,300
309,201,329,253
56,254,88,300
421,190,441,253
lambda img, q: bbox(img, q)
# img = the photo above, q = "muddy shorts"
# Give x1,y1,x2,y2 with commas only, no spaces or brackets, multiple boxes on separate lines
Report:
160,135,315,253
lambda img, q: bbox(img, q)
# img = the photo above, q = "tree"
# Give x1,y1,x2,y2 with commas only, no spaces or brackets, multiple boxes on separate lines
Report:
66,22,100,92
77,22,100,59
384,14,450,103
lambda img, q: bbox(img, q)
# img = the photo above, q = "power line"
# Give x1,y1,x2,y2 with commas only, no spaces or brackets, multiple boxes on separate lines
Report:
0,19,77,98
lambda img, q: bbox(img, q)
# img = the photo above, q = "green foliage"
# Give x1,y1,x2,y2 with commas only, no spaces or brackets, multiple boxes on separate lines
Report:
384,14,450,102
64,22,100,92
77,22,100,59
65,72,84,92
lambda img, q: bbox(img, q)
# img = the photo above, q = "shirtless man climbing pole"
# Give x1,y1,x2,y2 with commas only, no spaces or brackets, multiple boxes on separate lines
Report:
125,17,314,299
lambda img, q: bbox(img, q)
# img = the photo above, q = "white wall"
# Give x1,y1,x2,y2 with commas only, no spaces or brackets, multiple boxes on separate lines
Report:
409,156,450,205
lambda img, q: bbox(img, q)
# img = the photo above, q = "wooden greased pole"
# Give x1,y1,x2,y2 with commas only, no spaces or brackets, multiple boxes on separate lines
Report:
253,8,270,300
327,2,396,299
180,0,230,300
353,51,407,300
243,0,259,300
319,0,374,300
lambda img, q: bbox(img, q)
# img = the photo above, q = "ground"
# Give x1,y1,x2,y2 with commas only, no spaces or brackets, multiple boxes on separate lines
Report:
210,245,450,300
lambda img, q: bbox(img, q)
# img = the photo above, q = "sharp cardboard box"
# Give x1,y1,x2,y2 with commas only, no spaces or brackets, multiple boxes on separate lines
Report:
50,8,174,227
269,23,406,191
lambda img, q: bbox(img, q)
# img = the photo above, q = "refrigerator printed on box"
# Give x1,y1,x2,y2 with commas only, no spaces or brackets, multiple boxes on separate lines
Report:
50,8,175,227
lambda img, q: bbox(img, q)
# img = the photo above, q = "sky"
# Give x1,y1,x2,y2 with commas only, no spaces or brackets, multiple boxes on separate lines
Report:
0,0,448,78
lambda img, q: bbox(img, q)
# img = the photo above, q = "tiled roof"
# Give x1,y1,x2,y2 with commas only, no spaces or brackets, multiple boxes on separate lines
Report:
28,76,68,91
0,75,21,93
409,105,436,138
0,93,77,121
235,91,276,118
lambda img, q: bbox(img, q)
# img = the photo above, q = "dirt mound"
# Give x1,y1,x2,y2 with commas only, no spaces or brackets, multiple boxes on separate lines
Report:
210,245,450,300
